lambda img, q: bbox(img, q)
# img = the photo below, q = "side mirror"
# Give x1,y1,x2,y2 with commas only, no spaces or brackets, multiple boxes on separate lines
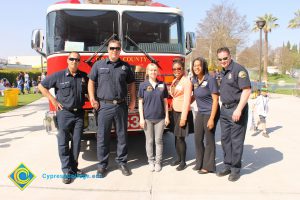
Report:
31,29,46,57
186,32,196,55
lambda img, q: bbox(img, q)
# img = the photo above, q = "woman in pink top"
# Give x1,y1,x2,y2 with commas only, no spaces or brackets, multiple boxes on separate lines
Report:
169,59,192,171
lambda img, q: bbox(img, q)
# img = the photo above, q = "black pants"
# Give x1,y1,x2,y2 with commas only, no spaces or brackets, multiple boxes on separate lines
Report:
194,111,219,171
220,104,248,174
97,102,128,169
56,109,84,174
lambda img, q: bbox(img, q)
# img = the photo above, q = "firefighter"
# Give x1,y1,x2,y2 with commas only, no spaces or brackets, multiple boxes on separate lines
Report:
88,39,136,177
38,52,88,184
216,47,251,182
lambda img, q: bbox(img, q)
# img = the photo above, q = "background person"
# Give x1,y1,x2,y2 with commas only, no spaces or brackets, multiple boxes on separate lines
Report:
253,87,269,138
88,39,136,177
138,63,170,172
169,59,192,171
216,47,251,182
38,52,88,184
191,57,220,174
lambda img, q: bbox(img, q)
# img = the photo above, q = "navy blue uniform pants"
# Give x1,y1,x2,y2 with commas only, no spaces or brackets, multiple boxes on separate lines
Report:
97,102,128,169
56,109,84,174
194,111,219,172
220,104,248,174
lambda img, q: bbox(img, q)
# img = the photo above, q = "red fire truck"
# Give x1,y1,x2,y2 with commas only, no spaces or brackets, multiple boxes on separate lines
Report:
31,0,195,133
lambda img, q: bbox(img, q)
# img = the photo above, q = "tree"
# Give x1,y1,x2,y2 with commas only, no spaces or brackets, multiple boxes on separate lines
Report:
254,14,279,83
196,2,249,67
237,40,260,68
288,9,300,29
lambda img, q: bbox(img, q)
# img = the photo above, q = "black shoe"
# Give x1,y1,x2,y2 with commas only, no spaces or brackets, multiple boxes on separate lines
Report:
119,164,131,176
62,173,72,184
72,169,85,175
228,173,240,182
176,162,186,171
170,160,181,166
192,165,200,171
216,169,231,177
96,168,107,178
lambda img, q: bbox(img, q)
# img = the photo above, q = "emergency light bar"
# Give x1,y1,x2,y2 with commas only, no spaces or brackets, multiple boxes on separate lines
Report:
85,0,152,5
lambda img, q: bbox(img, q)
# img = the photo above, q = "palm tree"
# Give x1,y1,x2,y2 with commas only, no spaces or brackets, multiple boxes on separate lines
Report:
253,14,279,83
288,9,300,29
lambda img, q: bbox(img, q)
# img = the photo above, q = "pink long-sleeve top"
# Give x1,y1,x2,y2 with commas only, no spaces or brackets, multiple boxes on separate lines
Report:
170,75,192,120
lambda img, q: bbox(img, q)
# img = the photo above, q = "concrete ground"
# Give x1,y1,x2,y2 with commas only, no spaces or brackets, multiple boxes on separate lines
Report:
0,94,300,200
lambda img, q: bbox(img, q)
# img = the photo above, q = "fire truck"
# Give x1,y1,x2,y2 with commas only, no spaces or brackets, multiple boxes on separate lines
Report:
31,0,195,133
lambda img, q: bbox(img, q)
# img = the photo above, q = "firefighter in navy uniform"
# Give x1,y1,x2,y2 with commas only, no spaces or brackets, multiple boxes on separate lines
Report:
88,39,136,177
216,47,251,182
38,52,88,184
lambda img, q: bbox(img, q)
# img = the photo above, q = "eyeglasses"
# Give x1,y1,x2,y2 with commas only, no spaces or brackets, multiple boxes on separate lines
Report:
218,57,229,61
109,47,121,51
172,68,182,71
68,58,80,62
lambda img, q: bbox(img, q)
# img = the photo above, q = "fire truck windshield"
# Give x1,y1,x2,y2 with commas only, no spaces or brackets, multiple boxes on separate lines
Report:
122,11,184,54
46,9,184,56
46,10,118,55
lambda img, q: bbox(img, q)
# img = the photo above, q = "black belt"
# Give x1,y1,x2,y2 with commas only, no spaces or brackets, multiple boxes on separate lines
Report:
100,99,125,105
222,102,237,109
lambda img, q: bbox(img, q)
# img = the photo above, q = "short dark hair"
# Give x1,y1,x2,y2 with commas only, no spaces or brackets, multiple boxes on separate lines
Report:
108,39,121,47
191,57,208,76
172,58,185,70
217,47,231,55
69,51,80,58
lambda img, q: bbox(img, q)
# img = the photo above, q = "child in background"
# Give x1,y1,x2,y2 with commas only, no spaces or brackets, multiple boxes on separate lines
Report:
253,87,269,138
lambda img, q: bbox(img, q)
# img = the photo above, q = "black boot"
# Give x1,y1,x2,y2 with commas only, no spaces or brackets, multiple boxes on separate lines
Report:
176,137,186,171
171,137,181,166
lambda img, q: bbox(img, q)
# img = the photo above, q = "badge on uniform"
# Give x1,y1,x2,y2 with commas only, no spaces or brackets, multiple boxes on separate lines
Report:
194,83,199,89
122,65,127,70
82,77,85,83
228,73,232,80
201,81,208,87
238,71,247,78
146,85,153,91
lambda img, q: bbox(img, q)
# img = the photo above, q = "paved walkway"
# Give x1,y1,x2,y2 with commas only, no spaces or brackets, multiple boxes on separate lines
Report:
0,94,300,200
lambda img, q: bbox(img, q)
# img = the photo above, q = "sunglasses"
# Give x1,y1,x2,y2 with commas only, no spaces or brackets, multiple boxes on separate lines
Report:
218,57,229,61
68,58,80,62
172,67,182,71
109,47,121,51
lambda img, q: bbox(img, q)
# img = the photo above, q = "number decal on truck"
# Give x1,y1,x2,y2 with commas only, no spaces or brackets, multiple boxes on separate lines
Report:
128,114,140,129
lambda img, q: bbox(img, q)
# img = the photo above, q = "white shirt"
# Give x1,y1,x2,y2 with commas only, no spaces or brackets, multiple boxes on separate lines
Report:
255,95,269,117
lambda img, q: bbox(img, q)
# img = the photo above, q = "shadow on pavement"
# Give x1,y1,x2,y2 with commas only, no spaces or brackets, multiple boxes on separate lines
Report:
79,131,197,173
0,125,45,136
242,144,283,175
0,136,24,148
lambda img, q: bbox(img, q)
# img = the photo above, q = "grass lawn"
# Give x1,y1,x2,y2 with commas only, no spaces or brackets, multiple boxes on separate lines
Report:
0,92,42,114
268,74,297,84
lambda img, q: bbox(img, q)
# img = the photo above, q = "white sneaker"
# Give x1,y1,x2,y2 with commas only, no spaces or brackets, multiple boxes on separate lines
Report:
155,163,162,172
149,163,155,172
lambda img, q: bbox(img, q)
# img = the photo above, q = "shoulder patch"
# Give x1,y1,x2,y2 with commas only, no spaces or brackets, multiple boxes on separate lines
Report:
238,71,247,78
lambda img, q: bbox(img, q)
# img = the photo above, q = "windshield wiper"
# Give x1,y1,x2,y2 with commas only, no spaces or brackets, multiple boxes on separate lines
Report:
84,33,118,66
124,35,160,68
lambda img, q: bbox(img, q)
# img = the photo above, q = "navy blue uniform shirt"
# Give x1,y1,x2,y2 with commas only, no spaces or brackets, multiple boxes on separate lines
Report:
192,74,219,115
88,58,135,100
138,80,168,120
41,68,88,110
220,61,251,104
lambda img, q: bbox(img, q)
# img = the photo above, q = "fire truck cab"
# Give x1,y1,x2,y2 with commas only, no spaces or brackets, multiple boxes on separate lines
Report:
31,0,195,134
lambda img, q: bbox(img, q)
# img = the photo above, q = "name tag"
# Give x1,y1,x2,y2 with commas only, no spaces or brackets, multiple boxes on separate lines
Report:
158,84,164,88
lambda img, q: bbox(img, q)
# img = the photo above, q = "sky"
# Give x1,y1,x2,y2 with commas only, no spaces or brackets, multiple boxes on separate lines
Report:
0,0,299,58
